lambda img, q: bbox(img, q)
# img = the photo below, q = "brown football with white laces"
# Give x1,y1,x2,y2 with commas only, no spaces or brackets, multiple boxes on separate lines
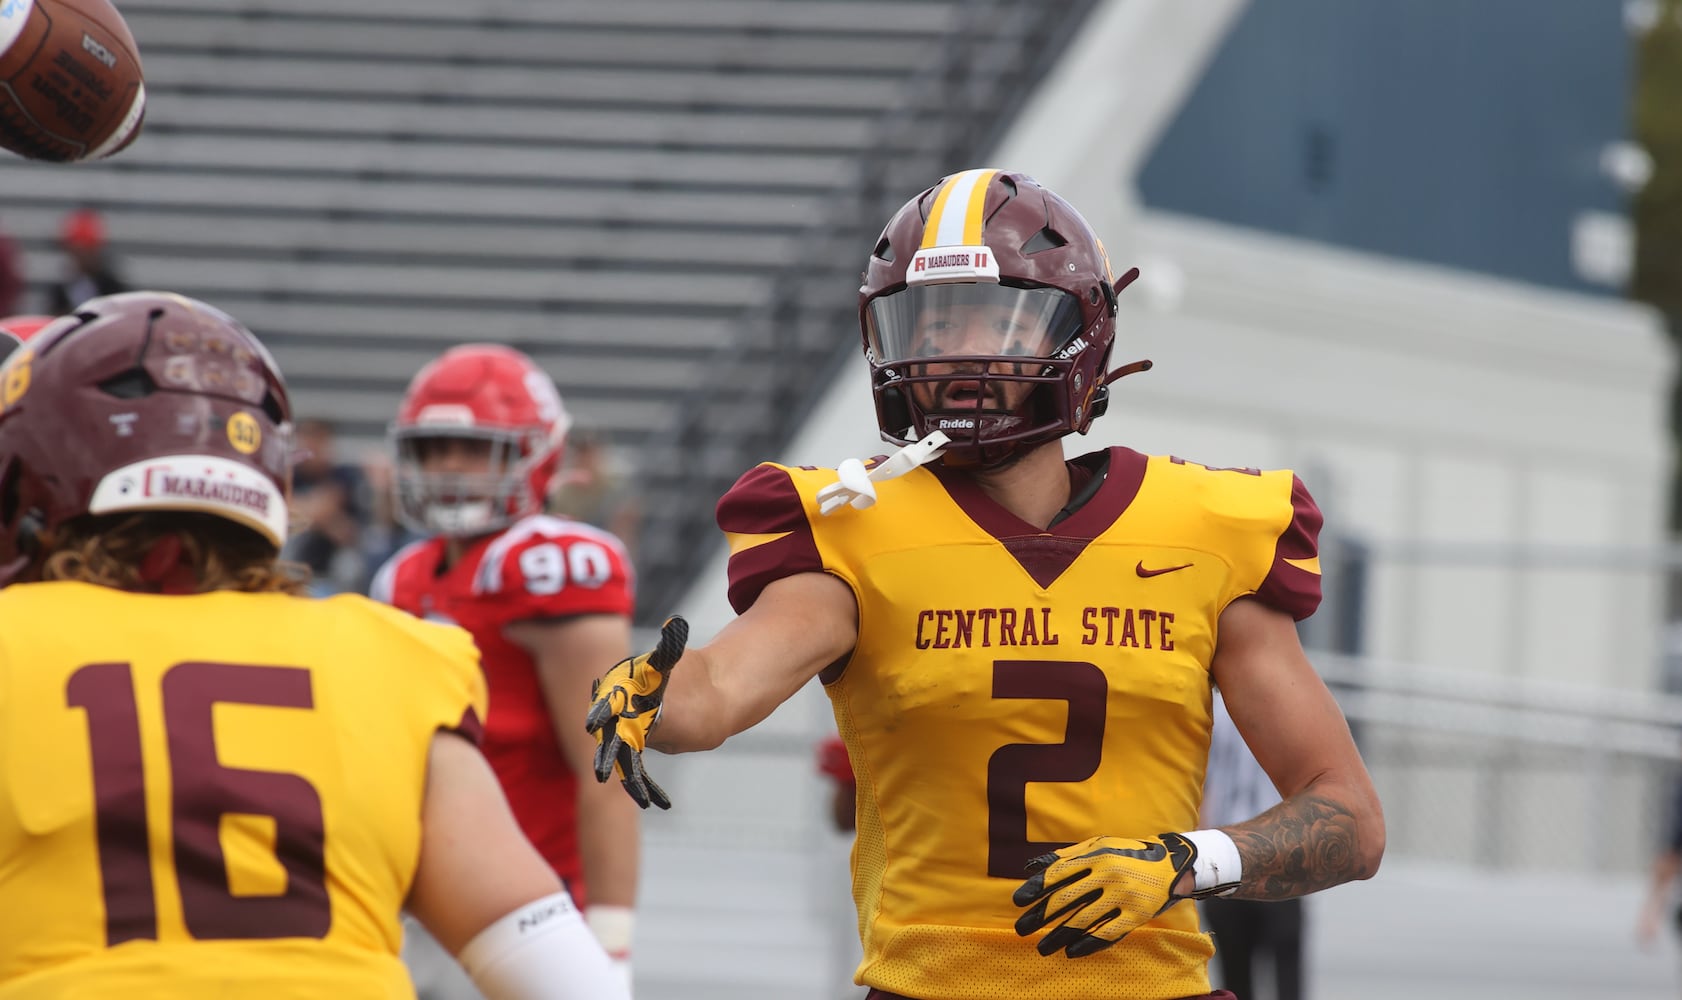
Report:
0,0,144,162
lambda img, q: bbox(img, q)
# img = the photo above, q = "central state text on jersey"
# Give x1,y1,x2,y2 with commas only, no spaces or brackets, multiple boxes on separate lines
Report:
912,605,1176,650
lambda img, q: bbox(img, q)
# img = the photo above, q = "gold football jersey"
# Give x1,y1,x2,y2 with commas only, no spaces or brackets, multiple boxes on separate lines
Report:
0,582,486,1000
720,447,1321,1000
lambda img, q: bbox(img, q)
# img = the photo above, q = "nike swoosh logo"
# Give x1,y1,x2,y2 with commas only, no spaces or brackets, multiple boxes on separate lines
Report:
1077,842,1168,863
1135,561,1192,578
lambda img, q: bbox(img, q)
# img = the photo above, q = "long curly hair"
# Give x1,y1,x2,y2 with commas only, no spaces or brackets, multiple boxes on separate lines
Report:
41,512,308,595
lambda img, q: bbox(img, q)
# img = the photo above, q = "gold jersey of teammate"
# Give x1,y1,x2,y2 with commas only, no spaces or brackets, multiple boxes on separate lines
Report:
0,582,486,1000
720,447,1322,1000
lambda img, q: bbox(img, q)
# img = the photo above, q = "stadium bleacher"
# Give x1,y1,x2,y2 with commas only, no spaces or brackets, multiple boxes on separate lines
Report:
0,0,1097,619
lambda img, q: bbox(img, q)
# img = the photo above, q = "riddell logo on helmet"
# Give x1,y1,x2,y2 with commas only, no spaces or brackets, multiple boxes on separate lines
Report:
1052,336,1090,361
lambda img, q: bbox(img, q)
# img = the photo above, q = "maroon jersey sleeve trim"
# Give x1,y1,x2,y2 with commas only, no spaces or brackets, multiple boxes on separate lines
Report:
717,464,824,614
1253,474,1323,621
444,705,485,746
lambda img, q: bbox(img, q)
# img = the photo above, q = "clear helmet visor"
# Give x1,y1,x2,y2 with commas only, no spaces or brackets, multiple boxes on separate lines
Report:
864,283,1086,366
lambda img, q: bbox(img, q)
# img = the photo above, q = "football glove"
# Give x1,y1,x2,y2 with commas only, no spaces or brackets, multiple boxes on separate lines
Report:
1012,832,1202,959
585,616,689,810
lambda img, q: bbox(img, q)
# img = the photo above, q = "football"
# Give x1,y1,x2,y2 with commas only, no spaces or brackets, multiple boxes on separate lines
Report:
0,0,144,162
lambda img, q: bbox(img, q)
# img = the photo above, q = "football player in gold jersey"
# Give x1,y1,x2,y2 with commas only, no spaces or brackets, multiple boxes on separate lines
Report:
0,292,628,1000
589,170,1384,1000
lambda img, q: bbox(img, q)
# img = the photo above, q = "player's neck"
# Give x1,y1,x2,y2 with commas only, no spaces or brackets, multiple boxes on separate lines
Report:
966,442,1071,530
438,528,502,572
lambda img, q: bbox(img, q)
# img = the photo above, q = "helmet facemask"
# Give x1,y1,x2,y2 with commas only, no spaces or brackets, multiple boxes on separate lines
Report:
393,427,557,538
865,281,1090,467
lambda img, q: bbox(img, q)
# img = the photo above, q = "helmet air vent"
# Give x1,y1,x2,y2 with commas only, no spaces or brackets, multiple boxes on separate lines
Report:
1021,227,1068,255
97,368,158,399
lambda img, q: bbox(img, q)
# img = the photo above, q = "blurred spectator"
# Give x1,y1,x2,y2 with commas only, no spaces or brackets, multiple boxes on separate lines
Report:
282,418,370,595
549,428,641,557
0,219,23,317
816,734,856,833
1201,689,1305,1000
47,208,127,314
1637,753,1682,953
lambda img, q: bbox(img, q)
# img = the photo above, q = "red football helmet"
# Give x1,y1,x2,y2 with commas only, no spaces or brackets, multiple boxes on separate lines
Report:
0,315,54,367
391,344,570,537
0,292,294,586
0,315,56,342
859,169,1145,466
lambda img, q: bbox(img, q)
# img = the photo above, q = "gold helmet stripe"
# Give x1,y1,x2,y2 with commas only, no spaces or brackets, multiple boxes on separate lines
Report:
921,168,1000,248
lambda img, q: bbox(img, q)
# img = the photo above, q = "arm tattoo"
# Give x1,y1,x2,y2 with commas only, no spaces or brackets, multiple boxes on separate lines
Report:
1225,792,1370,900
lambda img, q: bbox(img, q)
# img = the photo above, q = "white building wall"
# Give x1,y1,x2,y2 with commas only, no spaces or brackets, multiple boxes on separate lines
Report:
638,0,1675,995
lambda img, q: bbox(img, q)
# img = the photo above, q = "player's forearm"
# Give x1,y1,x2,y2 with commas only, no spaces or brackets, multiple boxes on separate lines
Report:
647,639,816,754
648,574,856,758
646,648,735,753
575,781,640,907
1221,775,1384,900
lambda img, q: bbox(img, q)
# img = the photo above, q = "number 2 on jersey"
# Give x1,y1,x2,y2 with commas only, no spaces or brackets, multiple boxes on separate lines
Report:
985,660,1107,878
68,661,330,945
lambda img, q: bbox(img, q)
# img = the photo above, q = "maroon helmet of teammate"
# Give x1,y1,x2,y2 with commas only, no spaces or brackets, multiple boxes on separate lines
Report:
859,168,1145,467
0,292,293,585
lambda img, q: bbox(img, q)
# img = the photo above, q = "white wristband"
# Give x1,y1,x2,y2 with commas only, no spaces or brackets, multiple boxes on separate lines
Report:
458,892,629,1000
585,904,636,959
1181,828,1242,897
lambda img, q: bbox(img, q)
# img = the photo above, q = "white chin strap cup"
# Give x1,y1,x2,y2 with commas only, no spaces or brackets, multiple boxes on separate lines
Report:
816,431,950,516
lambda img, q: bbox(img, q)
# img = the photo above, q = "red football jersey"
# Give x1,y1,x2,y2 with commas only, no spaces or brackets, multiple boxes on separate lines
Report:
371,513,634,903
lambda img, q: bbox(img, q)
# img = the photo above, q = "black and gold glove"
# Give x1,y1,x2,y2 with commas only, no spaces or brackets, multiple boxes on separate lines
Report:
1012,832,1203,958
585,616,688,809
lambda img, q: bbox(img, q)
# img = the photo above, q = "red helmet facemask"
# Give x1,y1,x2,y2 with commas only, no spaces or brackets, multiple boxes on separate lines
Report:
859,169,1147,467
390,344,569,538
0,292,294,586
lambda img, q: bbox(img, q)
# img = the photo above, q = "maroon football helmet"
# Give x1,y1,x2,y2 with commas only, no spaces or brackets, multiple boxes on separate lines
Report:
390,343,570,537
0,292,293,586
859,169,1144,466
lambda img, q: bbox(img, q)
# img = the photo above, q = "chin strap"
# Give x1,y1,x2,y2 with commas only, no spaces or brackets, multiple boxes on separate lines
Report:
1101,358,1154,387
1086,357,1154,425
817,430,950,516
